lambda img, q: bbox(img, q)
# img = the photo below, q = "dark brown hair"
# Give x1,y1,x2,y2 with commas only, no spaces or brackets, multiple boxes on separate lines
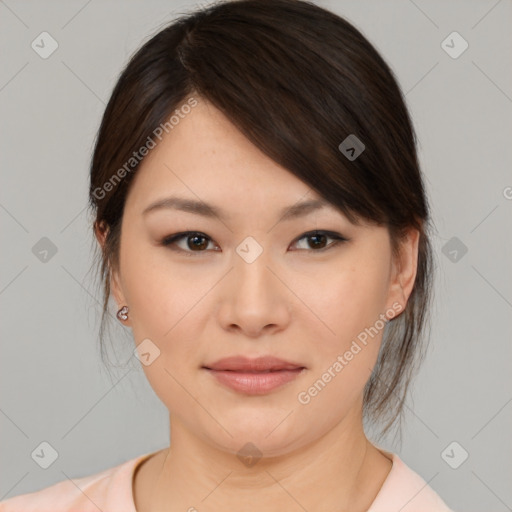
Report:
87,0,435,442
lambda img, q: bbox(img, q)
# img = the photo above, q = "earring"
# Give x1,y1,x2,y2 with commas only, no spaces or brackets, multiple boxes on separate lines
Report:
117,305,129,321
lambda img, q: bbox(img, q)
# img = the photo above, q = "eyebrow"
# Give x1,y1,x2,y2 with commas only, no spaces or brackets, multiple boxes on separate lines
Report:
142,196,332,222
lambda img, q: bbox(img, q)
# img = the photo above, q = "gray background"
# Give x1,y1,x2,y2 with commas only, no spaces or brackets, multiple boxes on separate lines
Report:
1,0,511,510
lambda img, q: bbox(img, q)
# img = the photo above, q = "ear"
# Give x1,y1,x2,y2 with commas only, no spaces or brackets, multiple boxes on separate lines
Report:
385,227,420,317
94,221,130,324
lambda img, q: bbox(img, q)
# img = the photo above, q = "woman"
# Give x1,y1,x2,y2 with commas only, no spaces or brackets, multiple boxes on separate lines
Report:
0,0,455,510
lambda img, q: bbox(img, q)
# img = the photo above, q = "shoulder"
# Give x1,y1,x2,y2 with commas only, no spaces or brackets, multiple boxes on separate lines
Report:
0,452,153,512
368,451,456,512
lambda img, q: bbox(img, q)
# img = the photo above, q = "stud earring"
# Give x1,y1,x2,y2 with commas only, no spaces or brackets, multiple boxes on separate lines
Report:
117,306,129,321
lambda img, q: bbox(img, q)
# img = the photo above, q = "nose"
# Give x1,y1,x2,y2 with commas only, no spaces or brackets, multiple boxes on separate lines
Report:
216,244,292,338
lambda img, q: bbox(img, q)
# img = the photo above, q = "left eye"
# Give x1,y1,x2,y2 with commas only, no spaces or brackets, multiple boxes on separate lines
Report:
161,230,347,256
292,231,347,251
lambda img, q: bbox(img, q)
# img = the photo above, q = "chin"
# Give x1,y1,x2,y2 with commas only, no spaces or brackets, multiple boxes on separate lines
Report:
204,417,303,459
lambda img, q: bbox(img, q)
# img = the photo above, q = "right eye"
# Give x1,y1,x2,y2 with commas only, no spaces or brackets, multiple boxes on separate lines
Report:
161,231,219,256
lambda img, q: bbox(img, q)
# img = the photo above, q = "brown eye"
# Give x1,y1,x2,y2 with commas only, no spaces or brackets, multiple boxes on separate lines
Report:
161,229,347,256
306,233,328,249
162,232,216,255
186,234,209,250
291,230,347,251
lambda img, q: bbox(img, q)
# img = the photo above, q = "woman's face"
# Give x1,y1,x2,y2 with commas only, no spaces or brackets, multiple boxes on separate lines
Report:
102,97,418,457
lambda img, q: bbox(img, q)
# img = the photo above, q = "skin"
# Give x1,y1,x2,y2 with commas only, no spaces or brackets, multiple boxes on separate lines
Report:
95,96,419,512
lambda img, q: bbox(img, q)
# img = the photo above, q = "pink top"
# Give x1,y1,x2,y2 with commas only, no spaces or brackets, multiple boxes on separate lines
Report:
0,450,455,511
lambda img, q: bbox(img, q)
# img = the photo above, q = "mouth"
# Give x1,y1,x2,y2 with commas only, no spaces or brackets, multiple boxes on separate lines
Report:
202,356,306,395
202,355,305,372
204,368,302,373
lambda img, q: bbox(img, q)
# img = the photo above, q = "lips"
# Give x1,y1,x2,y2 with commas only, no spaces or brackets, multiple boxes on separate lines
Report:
202,356,306,394
202,355,305,372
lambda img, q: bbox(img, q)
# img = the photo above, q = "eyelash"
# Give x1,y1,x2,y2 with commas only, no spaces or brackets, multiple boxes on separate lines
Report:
160,230,348,257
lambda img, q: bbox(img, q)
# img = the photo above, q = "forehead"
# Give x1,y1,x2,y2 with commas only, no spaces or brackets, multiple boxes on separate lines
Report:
124,98,334,215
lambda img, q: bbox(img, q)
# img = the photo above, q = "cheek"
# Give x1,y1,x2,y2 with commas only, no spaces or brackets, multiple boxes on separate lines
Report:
121,245,198,339
120,245,208,367
297,255,390,411
297,268,388,418
316,259,390,350
122,258,206,413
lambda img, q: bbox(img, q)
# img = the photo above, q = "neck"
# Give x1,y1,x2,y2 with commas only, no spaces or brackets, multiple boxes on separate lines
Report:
146,404,391,512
